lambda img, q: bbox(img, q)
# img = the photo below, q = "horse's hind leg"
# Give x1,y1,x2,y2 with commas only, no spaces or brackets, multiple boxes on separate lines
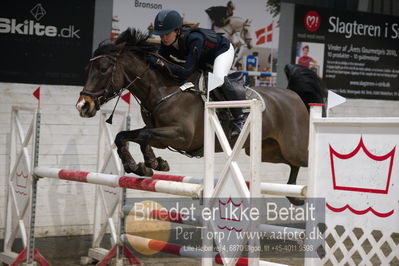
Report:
286,165,305,206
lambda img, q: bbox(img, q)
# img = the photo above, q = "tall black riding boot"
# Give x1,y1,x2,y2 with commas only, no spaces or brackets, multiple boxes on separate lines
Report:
218,77,247,137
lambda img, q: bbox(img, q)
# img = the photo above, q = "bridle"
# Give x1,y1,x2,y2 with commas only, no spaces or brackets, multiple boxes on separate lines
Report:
81,50,182,124
80,54,150,110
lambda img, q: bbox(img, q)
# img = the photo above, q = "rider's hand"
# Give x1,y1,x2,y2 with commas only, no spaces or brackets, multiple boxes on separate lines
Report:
147,23,154,32
147,55,164,67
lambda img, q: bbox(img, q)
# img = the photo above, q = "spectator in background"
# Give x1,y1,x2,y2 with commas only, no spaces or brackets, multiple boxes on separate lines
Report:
205,1,235,29
257,65,272,87
297,45,317,68
258,65,270,81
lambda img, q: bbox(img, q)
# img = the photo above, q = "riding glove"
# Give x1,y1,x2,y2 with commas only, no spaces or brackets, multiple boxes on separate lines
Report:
147,55,164,67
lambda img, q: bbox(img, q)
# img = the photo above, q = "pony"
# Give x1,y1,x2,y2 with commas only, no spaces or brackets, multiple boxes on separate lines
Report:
76,28,327,205
213,16,253,67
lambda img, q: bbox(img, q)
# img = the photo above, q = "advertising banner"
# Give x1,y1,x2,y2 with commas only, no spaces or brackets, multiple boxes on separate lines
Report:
0,1,95,85
113,0,279,73
292,5,399,100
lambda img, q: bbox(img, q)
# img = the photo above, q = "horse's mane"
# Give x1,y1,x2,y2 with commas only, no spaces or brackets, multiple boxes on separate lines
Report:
93,28,159,57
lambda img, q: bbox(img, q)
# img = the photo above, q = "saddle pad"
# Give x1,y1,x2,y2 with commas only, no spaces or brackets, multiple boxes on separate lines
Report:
244,87,266,111
179,82,195,91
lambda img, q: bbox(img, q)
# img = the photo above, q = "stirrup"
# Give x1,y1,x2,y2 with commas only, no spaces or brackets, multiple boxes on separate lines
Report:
231,116,246,137
231,127,242,137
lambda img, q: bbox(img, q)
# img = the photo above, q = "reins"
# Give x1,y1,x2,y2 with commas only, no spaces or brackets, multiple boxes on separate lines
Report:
105,62,151,124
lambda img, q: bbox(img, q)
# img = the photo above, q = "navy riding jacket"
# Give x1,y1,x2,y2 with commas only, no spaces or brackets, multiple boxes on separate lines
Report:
158,29,231,80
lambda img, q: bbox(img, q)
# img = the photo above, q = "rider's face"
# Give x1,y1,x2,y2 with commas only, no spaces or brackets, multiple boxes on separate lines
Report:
160,30,178,46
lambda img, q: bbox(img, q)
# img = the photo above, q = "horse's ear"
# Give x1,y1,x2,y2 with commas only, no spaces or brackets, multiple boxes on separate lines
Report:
114,27,134,45
115,42,126,50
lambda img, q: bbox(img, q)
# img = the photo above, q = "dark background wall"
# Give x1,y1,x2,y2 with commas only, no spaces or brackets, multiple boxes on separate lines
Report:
281,0,398,15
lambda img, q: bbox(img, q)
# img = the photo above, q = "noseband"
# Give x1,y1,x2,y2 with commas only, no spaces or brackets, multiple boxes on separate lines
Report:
81,54,149,110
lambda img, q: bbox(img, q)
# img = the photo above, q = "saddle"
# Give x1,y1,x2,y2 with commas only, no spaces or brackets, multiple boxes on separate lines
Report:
182,71,265,110
167,71,265,158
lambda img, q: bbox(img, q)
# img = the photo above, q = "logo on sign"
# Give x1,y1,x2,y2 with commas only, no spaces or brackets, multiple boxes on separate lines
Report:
30,3,46,21
304,10,321,32
327,137,396,218
0,3,81,38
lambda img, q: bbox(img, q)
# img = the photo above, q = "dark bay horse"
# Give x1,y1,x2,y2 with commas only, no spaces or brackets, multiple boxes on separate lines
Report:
76,28,326,204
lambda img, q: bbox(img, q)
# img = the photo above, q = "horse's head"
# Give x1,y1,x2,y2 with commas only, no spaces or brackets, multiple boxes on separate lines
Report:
76,42,125,117
220,16,253,50
241,19,253,50
76,28,156,118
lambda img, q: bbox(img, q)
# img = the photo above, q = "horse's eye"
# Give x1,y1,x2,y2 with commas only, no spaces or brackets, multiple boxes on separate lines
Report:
100,67,109,74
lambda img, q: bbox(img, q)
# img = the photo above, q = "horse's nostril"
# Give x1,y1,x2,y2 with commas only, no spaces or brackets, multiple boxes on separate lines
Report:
81,102,92,114
76,99,88,112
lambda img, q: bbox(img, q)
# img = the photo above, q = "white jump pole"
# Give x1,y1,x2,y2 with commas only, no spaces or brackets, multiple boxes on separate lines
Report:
149,174,307,198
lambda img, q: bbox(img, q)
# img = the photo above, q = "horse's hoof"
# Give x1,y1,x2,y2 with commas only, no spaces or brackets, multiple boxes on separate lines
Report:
145,159,158,170
123,163,136,174
287,197,305,206
135,162,154,176
155,157,169,171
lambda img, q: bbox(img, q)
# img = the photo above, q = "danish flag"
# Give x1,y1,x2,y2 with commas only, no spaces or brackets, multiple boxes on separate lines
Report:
255,23,273,45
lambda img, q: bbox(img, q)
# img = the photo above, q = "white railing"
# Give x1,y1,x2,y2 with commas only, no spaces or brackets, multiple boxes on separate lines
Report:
203,99,263,266
0,106,47,265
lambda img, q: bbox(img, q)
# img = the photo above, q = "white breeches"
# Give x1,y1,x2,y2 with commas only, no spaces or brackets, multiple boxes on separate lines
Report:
212,43,234,82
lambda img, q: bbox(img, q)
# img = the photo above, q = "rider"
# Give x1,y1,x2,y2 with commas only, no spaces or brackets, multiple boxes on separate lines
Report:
147,9,246,136
205,1,235,29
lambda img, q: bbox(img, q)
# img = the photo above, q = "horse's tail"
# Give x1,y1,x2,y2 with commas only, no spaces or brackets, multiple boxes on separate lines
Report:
284,64,327,111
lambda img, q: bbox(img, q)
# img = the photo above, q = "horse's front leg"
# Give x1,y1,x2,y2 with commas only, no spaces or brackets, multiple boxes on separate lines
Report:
115,127,182,176
115,128,155,176
142,144,170,172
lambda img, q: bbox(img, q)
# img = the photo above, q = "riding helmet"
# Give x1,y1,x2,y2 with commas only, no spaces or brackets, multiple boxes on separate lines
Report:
227,1,235,9
153,9,182,35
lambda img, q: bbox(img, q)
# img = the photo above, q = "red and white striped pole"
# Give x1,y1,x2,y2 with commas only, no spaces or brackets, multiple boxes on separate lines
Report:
33,168,306,198
122,207,305,241
123,207,203,227
121,234,286,266
33,168,202,198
